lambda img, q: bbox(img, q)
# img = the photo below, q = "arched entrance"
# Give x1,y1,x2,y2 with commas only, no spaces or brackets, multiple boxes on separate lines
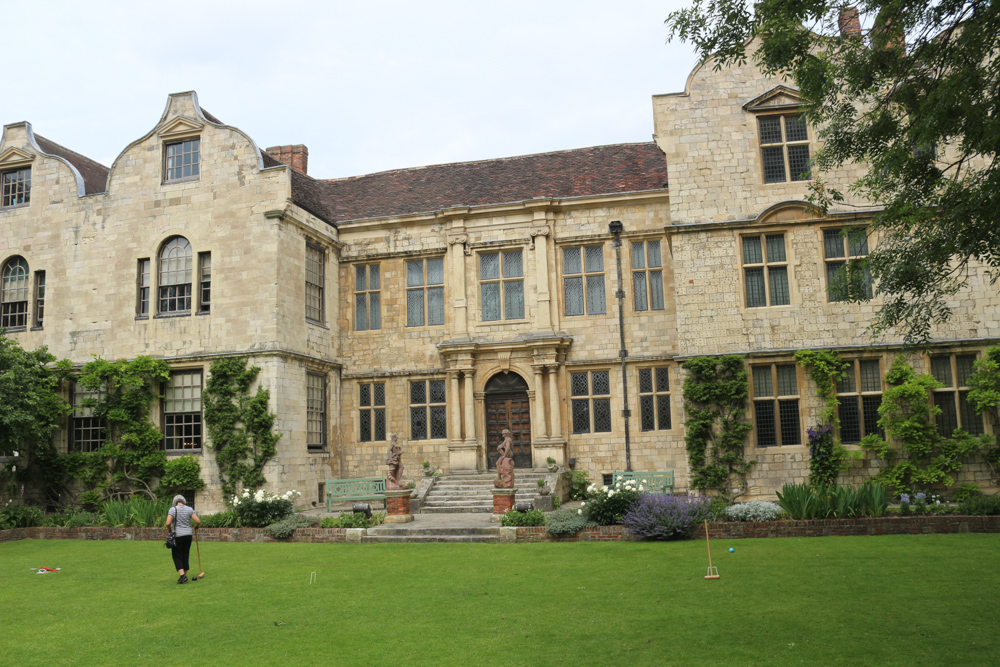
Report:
484,372,532,469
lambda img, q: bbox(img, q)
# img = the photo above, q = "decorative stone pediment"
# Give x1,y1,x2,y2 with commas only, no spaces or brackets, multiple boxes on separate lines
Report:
743,86,803,113
756,200,821,225
157,116,204,140
0,146,35,169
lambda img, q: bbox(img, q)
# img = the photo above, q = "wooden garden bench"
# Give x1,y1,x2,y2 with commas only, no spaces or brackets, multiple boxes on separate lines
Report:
612,471,674,493
325,477,386,512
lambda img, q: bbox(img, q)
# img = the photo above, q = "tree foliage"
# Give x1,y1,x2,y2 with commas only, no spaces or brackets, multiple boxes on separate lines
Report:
681,355,755,500
967,345,1000,480
202,357,281,499
0,332,72,501
859,355,992,491
667,0,1000,344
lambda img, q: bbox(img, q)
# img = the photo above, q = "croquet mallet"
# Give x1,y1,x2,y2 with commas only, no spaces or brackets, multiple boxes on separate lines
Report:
194,526,206,580
704,519,720,579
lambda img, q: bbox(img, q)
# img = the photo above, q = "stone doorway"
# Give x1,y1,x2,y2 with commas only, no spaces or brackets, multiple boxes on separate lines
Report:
484,372,532,469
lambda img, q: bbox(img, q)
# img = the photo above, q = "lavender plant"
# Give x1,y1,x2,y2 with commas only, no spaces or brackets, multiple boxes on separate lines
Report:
622,493,713,540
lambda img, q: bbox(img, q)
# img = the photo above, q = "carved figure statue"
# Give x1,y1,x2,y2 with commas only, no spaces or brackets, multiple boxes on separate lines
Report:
385,434,405,490
494,428,515,489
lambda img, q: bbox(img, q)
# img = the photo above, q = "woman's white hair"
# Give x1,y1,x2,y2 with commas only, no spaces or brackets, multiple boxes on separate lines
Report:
172,494,186,505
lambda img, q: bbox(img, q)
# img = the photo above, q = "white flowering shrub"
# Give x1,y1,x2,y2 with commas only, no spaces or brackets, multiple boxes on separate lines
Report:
582,479,646,526
231,488,302,527
724,501,783,522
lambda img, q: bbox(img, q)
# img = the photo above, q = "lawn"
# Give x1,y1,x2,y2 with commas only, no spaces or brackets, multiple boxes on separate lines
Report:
1,534,998,666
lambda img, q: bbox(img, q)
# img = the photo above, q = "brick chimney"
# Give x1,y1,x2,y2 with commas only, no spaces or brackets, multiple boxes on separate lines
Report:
838,7,862,38
265,144,309,175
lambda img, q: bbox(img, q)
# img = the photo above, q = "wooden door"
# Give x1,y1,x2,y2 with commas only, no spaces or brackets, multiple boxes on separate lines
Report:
486,394,532,469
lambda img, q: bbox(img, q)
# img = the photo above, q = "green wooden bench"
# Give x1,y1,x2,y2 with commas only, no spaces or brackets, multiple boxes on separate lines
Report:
325,477,386,512
612,471,674,493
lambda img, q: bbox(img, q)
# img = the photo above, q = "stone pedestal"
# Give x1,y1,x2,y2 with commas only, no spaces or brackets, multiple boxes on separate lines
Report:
492,488,516,516
448,442,479,471
385,489,414,523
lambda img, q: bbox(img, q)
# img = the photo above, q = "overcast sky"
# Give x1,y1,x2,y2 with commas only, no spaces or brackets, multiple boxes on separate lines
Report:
4,1,698,179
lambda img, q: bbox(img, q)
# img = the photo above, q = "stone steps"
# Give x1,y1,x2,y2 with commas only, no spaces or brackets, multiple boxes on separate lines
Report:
363,525,501,543
420,472,553,514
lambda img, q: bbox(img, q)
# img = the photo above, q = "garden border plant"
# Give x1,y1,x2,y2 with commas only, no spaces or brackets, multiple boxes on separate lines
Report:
681,355,754,501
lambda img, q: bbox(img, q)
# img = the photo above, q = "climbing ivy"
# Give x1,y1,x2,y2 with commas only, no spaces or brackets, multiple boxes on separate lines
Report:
860,356,993,493
202,357,281,499
966,346,1000,484
681,355,754,501
794,348,857,486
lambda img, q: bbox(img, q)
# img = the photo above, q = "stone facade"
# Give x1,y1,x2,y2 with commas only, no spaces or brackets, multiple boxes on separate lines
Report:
2,51,997,511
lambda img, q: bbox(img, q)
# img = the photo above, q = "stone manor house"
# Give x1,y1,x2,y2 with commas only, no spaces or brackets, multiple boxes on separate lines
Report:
2,47,997,511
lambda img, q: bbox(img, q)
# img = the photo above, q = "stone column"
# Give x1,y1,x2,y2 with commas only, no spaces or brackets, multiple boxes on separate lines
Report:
447,370,461,442
531,226,553,332
548,363,563,441
448,234,469,338
463,369,477,444
532,365,549,439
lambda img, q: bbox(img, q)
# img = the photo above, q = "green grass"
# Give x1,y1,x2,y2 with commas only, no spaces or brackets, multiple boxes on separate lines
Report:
2,535,999,666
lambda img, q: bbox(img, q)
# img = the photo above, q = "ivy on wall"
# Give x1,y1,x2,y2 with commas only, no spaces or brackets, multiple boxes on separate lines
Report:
968,345,1000,483
203,357,281,499
860,356,993,493
794,349,858,486
681,355,754,501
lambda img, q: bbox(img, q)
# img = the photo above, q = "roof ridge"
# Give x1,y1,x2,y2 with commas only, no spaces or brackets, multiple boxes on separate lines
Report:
319,141,659,184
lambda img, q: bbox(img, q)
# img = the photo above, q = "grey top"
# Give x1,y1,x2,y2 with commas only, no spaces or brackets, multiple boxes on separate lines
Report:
168,504,196,537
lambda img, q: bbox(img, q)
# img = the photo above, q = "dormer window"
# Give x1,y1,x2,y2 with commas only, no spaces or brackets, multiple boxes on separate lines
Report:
164,138,200,182
1,167,30,207
759,114,811,184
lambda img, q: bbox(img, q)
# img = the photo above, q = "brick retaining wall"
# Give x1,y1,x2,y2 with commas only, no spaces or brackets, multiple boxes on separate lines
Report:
516,525,634,542
0,526,349,543
697,515,1000,540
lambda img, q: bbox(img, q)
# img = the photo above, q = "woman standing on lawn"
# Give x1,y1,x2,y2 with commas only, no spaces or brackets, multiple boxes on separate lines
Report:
165,495,200,584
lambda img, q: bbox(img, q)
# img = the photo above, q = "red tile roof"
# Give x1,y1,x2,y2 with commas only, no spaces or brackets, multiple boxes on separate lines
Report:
34,135,110,195
307,142,668,224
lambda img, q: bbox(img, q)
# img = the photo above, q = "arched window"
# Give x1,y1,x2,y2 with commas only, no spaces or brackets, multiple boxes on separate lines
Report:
159,236,192,313
1,256,29,328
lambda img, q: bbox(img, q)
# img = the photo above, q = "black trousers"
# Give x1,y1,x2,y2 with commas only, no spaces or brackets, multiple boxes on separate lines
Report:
171,535,193,572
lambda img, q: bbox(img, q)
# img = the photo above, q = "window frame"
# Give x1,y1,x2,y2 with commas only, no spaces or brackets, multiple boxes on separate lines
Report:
158,236,193,315
570,369,613,434
741,232,791,308
409,379,447,440
835,359,884,444
757,113,811,184
71,381,107,453
1,256,30,330
163,138,201,183
751,362,802,447
354,263,381,331
162,370,203,452
32,270,45,329
197,252,211,314
305,242,325,323
823,226,873,302
406,257,445,327
1,167,31,208
631,240,665,312
930,354,984,436
358,381,387,442
306,372,327,452
637,367,672,431
562,245,606,317
137,258,151,318
479,249,525,322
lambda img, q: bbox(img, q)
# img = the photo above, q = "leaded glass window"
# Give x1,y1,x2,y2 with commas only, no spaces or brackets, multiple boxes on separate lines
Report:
931,354,983,436
1,256,29,329
72,383,106,453
742,234,789,307
359,382,386,442
33,271,45,328
159,236,192,314
638,367,671,431
198,252,211,313
305,243,325,322
836,359,883,444
355,264,381,330
480,250,524,321
407,258,445,327
631,240,665,312
164,138,200,181
163,371,202,450
758,115,810,183
410,379,447,440
137,259,151,317
571,370,612,434
1,168,30,207
752,363,801,447
307,373,326,451
563,245,606,316
824,227,873,302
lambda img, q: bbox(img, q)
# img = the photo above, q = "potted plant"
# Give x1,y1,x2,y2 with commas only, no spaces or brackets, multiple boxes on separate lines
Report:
545,456,559,473
422,461,435,477
537,479,551,496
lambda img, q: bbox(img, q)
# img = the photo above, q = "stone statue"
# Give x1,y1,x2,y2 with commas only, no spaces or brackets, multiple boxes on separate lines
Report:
385,434,405,490
494,428,515,489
